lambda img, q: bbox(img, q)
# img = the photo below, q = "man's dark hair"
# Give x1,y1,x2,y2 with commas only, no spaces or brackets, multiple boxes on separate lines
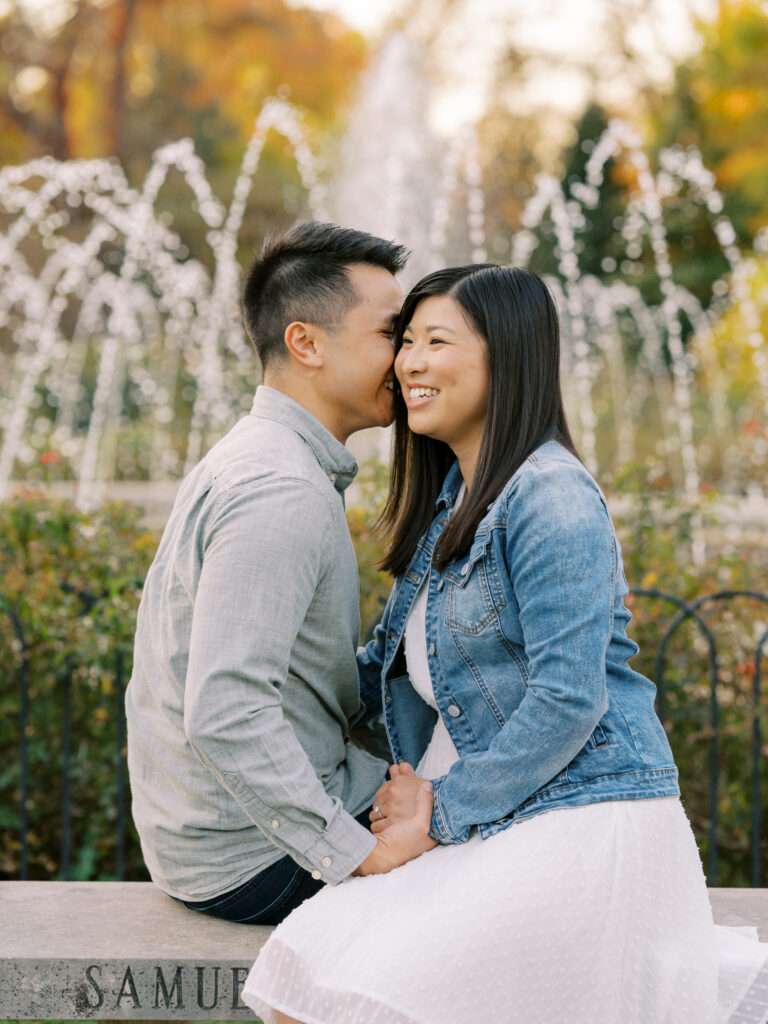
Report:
242,221,409,368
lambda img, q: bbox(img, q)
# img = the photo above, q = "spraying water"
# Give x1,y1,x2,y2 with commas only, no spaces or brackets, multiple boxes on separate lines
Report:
0,39,765,565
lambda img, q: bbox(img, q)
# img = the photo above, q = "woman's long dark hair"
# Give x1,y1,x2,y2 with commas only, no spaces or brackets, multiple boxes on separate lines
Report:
380,264,580,576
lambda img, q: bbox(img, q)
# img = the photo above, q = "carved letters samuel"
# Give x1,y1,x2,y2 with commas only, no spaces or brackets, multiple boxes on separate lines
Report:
80,964,251,1012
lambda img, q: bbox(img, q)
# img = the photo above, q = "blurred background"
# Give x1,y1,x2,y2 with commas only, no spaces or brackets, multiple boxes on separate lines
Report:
0,0,766,887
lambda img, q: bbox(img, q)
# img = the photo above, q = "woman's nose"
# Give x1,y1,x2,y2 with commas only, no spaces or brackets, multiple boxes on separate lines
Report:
396,345,427,376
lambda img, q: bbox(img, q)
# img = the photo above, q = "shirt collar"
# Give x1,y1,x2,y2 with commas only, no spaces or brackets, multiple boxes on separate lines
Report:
435,460,464,511
249,386,358,493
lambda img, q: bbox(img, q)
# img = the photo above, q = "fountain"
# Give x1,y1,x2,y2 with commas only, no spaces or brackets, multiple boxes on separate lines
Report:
0,38,765,562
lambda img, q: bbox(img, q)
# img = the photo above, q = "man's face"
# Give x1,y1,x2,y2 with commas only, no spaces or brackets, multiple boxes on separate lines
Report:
319,263,403,437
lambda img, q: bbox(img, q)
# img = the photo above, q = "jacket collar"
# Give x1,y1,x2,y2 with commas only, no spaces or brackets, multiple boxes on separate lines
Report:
433,435,564,512
435,460,464,511
249,386,358,493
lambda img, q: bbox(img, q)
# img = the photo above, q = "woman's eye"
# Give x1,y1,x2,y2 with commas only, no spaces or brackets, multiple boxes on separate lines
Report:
430,338,445,345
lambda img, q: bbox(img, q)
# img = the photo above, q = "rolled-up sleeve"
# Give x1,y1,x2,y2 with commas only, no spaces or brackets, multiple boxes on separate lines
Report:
429,462,616,844
184,476,375,884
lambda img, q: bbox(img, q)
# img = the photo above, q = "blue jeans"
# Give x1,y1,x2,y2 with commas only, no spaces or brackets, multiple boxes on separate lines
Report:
180,806,373,925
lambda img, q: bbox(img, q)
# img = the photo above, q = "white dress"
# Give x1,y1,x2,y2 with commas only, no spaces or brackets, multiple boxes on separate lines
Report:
243,574,768,1024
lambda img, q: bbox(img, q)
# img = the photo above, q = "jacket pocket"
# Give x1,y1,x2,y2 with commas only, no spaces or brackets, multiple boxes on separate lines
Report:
565,714,631,783
586,721,611,749
444,534,504,635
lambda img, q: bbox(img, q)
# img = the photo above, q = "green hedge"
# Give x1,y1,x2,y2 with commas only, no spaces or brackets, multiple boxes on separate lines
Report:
0,492,156,880
0,462,765,884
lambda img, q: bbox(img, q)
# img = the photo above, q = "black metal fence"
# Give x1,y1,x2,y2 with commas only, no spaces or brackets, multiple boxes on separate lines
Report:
633,589,767,887
2,588,766,885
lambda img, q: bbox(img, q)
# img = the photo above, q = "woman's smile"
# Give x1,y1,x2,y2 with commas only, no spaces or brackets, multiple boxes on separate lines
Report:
404,385,442,409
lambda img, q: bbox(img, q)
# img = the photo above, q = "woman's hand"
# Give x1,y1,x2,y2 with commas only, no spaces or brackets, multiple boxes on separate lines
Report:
370,762,430,832
354,774,436,877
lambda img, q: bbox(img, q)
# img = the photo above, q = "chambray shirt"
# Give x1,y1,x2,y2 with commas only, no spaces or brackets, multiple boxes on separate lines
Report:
125,386,386,901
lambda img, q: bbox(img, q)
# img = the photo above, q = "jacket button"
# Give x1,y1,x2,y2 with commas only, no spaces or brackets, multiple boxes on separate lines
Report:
447,704,461,717
311,869,322,880
428,643,437,657
384,692,392,704
460,564,469,576
271,819,280,829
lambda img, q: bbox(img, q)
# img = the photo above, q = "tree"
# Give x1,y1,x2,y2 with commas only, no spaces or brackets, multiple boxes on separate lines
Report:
520,101,631,282
0,0,98,161
0,0,368,264
648,0,768,301
0,0,367,168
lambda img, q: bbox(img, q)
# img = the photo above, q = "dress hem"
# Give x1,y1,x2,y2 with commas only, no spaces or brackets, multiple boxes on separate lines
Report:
244,936,421,1024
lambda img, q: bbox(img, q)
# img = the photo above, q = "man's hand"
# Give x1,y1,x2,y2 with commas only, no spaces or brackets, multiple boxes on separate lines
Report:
352,766,437,877
369,762,429,832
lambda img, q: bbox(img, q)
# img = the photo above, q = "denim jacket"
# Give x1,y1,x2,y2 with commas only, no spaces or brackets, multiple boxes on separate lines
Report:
357,440,679,845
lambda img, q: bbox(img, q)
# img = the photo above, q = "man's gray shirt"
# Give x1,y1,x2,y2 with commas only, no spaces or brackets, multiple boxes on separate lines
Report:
125,386,385,901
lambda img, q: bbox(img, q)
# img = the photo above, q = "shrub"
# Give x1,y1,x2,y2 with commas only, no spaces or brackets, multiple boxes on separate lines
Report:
1,460,765,884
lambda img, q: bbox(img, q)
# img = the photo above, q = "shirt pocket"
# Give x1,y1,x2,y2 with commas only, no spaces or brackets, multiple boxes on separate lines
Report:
444,533,506,635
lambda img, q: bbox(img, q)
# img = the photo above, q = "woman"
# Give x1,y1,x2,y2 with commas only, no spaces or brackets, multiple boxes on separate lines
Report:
243,265,768,1024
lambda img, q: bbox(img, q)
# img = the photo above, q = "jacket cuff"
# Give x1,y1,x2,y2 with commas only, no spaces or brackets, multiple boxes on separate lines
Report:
300,803,377,886
428,775,472,845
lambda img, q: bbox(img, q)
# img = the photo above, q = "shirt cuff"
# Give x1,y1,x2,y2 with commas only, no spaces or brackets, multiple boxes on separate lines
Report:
428,775,472,845
299,803,377,886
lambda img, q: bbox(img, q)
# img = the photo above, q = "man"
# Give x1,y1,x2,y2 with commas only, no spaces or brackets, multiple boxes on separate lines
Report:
126,222,423,925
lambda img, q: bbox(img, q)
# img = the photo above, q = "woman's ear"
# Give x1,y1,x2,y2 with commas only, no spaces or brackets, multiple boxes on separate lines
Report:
283,320,324,369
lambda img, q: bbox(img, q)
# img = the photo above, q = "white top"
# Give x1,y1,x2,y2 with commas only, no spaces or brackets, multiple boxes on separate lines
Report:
403,484,465,779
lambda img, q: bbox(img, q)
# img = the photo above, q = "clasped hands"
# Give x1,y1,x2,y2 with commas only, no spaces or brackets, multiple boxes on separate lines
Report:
353,763,437,877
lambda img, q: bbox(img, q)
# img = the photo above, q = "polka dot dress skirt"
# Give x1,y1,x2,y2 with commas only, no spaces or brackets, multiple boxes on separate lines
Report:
242,797,768,1024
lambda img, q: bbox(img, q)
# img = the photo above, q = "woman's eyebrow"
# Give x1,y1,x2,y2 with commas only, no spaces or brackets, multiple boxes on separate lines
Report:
403,324,457,334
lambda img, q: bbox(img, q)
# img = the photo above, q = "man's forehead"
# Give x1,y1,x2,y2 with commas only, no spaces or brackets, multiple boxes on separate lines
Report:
346,265,403,315
346,262,401,290
360,294,402,321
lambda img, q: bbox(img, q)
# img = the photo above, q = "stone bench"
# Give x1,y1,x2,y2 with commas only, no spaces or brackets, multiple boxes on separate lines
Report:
1,882,767,1020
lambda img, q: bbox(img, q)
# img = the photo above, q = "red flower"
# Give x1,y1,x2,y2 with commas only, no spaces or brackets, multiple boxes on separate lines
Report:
39,450,62,466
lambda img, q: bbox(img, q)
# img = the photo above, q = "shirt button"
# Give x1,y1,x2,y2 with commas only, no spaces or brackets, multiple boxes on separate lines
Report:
428,643,437,657
447,704,461,717
436,579,445,591
321,856,332,868
271,819,280,829
311,869,322,880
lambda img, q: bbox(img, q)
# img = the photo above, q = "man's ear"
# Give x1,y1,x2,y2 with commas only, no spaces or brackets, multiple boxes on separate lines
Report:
283,321,324,369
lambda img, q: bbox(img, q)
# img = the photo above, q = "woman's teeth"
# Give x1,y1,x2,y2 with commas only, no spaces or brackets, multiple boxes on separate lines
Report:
409,387,440,399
